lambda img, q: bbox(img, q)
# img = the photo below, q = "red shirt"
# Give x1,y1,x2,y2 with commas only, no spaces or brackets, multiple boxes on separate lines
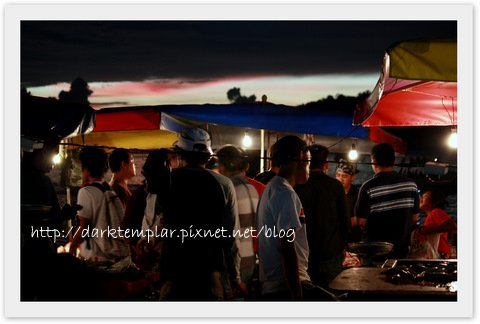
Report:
424,208,452,256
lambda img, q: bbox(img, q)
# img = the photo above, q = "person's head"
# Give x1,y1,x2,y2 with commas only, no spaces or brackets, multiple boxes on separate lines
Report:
268,142,281,170
335,159,357,192
271,135,310,185
167,151,180,169
216,145,248,177
79,147,108,182
22,140,59,173
420,189,447,212
142,148,172,194
109,148,136,180
371,143,395,172
173,128,212,167
308,144,329,172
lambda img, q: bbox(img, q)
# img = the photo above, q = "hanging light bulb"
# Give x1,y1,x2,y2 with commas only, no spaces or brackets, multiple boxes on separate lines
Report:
348,143,359,161
242,131,252,148
447,127,457,149
52,153,62,165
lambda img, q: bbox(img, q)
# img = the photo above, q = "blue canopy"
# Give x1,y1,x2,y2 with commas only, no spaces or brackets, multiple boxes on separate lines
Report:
155,103,368,139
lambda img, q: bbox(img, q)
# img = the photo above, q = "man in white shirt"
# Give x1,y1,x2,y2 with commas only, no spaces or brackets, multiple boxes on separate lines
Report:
257,135,337,301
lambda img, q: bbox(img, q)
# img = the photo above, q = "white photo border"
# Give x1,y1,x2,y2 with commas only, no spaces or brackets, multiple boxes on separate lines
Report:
4,2,474,318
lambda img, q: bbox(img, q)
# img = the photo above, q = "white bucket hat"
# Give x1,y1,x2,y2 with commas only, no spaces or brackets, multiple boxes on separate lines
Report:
173,128,213,154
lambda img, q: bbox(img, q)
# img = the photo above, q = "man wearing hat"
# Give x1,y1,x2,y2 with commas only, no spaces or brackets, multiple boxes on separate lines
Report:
335,159,361,242
159,128,242,300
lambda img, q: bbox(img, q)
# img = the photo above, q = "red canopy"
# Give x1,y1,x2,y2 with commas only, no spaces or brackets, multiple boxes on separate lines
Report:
354,39,457,127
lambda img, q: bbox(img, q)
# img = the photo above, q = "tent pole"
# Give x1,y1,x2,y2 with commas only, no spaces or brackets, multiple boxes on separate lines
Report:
260,129,265,172
62,139,73,241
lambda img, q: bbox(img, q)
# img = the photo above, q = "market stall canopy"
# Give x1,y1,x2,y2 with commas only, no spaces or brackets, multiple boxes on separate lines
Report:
158,104,368,138
71,103,406,153
353,39,457,127
21,94,95,141
70,108,179,149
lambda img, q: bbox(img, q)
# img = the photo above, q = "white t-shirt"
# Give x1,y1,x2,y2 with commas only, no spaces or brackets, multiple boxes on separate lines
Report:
77,183,129,262
257,176,310,295
141,193,162,230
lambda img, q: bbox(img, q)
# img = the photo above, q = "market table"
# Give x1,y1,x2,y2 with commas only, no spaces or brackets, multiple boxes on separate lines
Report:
329,267,457,301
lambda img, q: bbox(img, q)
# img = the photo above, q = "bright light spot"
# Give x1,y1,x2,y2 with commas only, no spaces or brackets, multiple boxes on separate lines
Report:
434,158,438,162
53,153,62,165
447,131,457,149
348,143,359,161
242,132,252,148
348,148,359,161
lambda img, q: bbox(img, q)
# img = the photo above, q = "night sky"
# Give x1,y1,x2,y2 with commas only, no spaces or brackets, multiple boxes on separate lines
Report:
21,21,456,86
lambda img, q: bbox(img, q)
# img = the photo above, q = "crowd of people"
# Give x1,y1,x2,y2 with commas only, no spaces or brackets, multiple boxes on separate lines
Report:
21,128,457,301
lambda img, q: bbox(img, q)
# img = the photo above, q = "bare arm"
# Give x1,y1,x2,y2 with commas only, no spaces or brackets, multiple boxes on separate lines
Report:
357,217,367,231
69,216,88,256
419,219,457,236
411,213,419,225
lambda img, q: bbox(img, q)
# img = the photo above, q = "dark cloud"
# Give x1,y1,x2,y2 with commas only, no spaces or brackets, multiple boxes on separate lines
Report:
21,21,456,86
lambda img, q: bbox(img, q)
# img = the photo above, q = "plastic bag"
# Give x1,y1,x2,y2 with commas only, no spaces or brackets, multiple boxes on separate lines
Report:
407,228,441,259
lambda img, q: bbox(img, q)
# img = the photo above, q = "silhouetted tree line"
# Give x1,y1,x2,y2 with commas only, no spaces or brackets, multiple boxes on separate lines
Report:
299,91,371,113
226,87,370,111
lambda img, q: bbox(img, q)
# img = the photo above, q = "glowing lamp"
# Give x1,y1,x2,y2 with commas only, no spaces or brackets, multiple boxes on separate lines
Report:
447,128,457,149
348,144,358,161
242,131,252,148
52,153,62,165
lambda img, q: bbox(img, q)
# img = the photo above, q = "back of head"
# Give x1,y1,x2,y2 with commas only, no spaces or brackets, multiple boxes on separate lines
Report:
308,144,329,170
269,142,281,168
271,135,308,166
173,128,212,165
142,148,171,194
108,148,130,173
371,143,395,167
79,146,108,178
216,145,248,173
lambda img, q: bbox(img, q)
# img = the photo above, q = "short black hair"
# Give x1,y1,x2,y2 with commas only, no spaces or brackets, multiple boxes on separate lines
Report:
142,149,171,194
108,148,131,173
428,189,447,209
371,143,395,167
271,135,308,166
217,145,248,172
79,147,108,178
269,142,280,168
308,144,329,170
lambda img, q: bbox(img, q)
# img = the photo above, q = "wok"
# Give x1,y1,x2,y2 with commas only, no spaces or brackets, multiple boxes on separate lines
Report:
347,242,394,258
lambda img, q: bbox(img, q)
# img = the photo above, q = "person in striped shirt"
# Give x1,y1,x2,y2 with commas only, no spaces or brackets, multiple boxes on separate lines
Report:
355,143,420,258
217,145,261,298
